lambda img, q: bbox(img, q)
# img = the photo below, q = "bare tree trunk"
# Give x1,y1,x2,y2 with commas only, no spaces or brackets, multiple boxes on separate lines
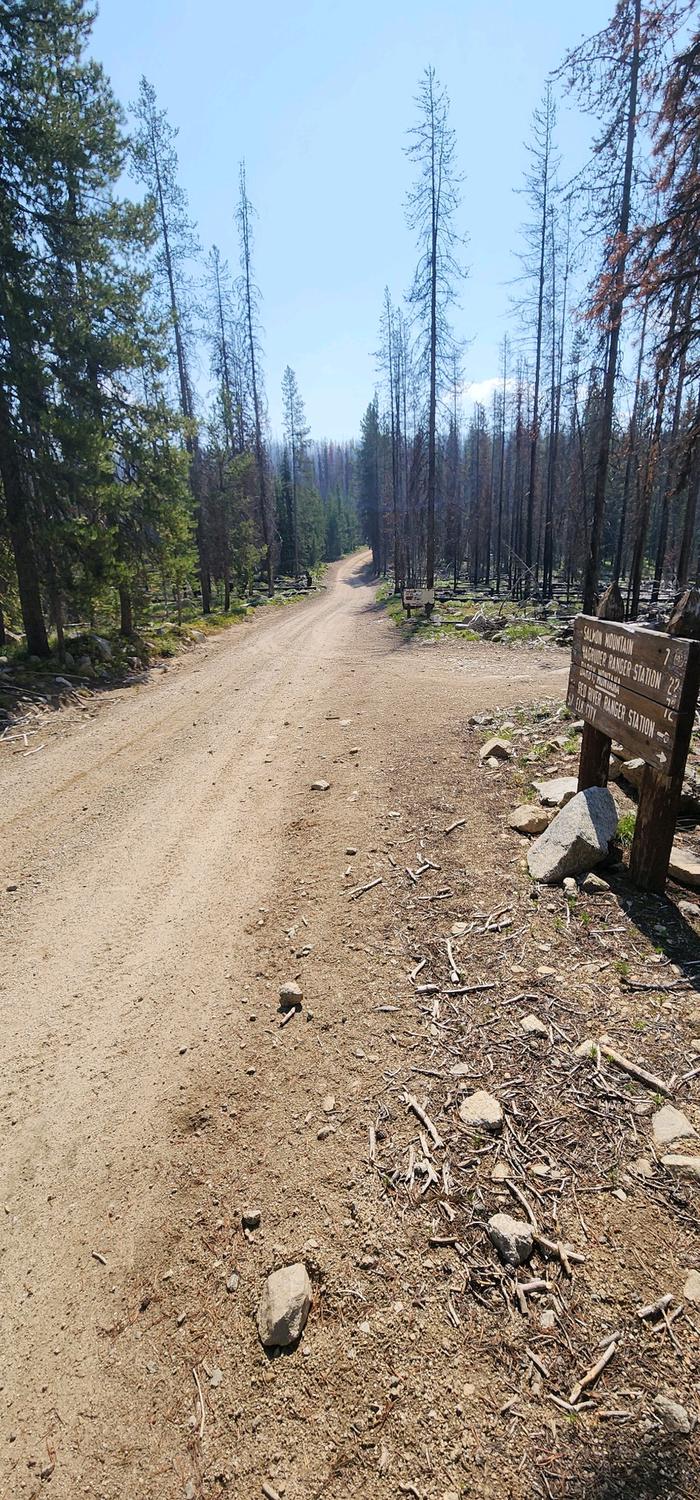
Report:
582,0,641,612
495,338,508,592
650,284,694,604
524,91,554,597
426,167,438,605
0,384,49,656
239,170,274,596
150,123,211,613
677,399,700,589
119,582,134,637
614,300,647,584
628,284,680,618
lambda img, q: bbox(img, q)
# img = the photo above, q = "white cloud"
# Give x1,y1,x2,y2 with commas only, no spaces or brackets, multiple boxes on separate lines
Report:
464,377,501,406
464,377,518,408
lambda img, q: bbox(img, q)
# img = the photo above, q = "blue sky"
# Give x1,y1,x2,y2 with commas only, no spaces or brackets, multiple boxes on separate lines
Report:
92,0,613,439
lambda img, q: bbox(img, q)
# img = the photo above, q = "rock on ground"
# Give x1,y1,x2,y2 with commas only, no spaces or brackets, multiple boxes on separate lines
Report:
653,1394,692,1435
527,787,618,884
311,779,330,792
257,1262,312,1348
479,737,511,762
620,757,645,789
629,1157,654,1180
683,1269,700,1304
652,1105,696,1149
509,805,551,836
459,1090,504,1132
669,846,700,889
279,980,303,1010
661,1153,700,1180
520,1013,548,1038
532,776,578,808
487,1213,533,1267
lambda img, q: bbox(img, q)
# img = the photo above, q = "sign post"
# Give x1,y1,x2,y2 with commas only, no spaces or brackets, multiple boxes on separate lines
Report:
568,586,700,894
402,586,435,618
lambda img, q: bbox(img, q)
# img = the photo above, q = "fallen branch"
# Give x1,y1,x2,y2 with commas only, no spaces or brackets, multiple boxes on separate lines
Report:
505,1177,537,1227
192,1365,206,1438
526,1345,550,1380
444,982,497,996
569,1339,618,1406
637,1293,673,1322
621,977,689,993
403,1091,444,1148
348,877,383,901
599,1041,673,1097
444,817,466,835
533,1231,585,1269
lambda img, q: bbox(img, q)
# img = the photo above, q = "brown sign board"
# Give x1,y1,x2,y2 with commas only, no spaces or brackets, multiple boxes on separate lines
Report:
567,616,700,777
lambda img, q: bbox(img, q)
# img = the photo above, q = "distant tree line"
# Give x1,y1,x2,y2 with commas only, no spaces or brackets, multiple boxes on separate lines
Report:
0,0,359,657
360,5,700,618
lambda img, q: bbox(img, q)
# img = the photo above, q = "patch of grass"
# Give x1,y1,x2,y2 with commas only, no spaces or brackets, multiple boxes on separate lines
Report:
528,742,552,762
483,725,512,742
187,603,250,631
617,811,636,848
385,595,407,626
502,621,551,643
562,737,580,755
267,591,307,608
615,958,630,979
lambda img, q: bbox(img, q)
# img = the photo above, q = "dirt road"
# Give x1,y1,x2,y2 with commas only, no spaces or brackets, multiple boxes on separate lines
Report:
2,553,571,1498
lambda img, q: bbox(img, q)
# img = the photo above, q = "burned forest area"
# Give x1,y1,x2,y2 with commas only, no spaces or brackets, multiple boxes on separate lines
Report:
2,3,700,1500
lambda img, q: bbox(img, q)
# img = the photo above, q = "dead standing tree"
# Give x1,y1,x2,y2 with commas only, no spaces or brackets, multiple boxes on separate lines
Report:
558,0,688,613
236,162,275,596
405,66,465,611
516,83,558,599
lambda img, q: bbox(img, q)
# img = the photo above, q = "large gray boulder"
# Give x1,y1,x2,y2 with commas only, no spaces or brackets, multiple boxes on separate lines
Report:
257,1262,312,1348
527,787,618,884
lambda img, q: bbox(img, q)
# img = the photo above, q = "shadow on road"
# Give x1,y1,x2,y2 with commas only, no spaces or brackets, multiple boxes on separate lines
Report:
560,1433,693,1500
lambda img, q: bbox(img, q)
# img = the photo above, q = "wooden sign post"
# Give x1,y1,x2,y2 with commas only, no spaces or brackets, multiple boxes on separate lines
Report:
568,585,700,894
402,586,434,618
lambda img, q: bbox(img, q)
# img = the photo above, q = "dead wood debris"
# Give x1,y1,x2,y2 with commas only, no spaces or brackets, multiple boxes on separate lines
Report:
362,695,700,1477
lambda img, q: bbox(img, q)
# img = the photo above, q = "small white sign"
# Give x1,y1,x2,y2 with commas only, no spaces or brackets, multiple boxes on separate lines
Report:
403,587,434,609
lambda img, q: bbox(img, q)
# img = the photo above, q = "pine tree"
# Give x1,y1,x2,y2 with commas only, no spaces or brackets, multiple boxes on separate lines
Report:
281,366,310,579
0,0,189,653
131,76,211,611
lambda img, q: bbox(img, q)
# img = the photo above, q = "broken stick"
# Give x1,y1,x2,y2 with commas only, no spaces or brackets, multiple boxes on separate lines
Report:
348,876,383,901
569,1339,618,1406
403,1091,444,1148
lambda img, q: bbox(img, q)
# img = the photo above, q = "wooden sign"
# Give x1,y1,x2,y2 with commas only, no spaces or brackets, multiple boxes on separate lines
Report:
403,586,434,610
570,588,700,894
567,616,699,777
